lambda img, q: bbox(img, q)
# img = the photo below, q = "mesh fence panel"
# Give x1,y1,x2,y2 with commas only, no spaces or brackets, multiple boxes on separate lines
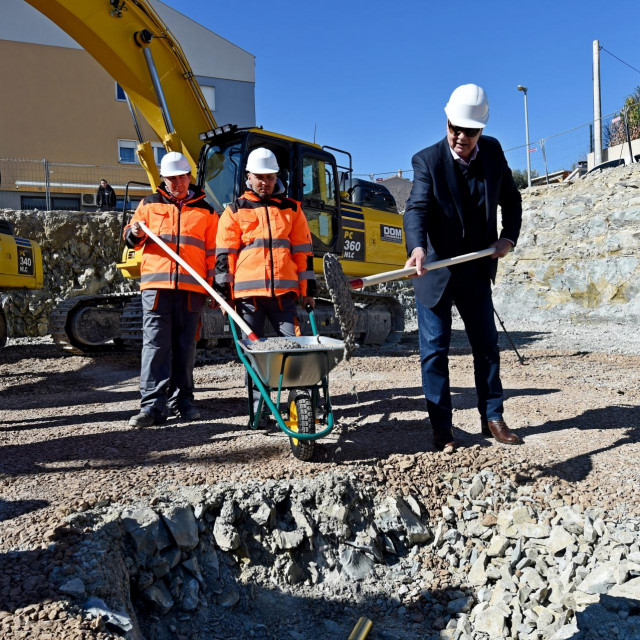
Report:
504,124,592,178
602,100,640,163
504,100,640,181
0,158,153,210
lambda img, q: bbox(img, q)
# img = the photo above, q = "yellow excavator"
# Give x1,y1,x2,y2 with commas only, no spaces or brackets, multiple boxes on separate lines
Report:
29,0,407,353
0,218,44,346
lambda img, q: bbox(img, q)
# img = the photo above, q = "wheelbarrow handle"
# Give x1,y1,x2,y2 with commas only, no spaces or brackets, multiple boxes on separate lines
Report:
349,248,495,290
138,221,259,341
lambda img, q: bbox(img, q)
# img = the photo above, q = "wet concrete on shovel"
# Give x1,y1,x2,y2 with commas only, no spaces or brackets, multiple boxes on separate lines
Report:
322,253,358,358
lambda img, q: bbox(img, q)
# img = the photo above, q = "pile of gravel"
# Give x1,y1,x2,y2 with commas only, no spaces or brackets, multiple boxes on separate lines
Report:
27,446,639,640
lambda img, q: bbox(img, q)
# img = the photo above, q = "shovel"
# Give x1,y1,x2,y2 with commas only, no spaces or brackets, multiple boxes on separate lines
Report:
138,221,259,341
348,248,495,290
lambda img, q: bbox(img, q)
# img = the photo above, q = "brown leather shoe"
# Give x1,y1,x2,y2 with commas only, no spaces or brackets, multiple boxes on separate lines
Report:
481,419,521,445
433,428,457,453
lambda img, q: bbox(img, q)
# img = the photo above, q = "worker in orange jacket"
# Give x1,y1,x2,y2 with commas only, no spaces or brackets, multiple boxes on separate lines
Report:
214,147,316,425
124,151,218,428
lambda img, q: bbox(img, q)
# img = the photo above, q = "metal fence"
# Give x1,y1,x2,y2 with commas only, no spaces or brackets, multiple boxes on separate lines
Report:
504,123,592,177
504,100,640,182
602,100,640,163
0,158,153,211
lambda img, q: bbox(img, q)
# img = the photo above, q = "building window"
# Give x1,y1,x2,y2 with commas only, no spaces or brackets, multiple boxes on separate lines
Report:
201,85,215,111
115,83,127,102
152,143,167,165
21,195,81,211
118,140,138,164
117,197,142,212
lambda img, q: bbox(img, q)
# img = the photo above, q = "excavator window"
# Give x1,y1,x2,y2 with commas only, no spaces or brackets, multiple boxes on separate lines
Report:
301,154,337,248
201,141,243,214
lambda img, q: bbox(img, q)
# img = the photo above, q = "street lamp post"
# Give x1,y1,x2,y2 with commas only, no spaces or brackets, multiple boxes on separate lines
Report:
517,85,531,188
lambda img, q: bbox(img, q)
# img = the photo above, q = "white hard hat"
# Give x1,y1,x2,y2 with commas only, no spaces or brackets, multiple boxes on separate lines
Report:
246,147,279,174
444,84,489,128
160,151,191,177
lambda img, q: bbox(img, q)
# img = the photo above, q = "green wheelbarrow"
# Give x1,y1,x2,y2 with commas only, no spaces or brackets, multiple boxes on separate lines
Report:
229,307,344,461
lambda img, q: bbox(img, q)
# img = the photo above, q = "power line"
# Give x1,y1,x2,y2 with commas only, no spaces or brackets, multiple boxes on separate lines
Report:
600,46,640,76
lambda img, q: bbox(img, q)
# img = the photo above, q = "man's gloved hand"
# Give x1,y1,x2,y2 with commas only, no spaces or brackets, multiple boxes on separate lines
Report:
130,221,144,237
301,296,315,309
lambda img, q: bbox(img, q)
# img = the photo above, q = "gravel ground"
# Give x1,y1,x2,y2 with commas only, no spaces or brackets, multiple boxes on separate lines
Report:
1,319,640,639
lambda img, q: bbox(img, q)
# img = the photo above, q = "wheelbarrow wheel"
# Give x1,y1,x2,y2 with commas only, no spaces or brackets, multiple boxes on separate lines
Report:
287,390,315,461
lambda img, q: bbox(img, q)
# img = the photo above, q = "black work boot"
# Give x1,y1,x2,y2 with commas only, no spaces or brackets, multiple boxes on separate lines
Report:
129,411,159,429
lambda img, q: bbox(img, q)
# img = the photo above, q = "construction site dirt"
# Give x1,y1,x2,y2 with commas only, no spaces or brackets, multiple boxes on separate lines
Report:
1,321,639,639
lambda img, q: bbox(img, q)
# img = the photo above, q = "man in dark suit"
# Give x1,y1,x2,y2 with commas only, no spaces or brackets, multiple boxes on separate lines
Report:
403,84,522,453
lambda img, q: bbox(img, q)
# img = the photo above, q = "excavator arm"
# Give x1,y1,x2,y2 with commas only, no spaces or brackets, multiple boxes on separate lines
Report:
25,0,218,185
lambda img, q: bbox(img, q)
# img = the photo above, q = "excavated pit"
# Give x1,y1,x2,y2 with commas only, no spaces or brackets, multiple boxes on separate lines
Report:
45,462,640,640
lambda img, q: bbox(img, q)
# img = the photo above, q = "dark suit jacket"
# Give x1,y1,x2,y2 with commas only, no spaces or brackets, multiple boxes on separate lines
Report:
403,135,522,308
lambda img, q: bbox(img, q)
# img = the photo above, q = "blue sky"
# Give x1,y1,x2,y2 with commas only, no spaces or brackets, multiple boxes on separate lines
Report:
170,0,640,177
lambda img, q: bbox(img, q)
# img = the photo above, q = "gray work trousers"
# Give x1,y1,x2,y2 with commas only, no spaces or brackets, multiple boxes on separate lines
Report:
139,289,206,417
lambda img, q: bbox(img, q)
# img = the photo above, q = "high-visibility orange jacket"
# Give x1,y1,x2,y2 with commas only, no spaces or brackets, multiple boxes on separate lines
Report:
124,184,218,293
215,189,316,299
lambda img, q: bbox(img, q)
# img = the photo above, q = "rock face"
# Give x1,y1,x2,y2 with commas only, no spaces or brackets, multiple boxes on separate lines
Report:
2,162,640,338
0,209,136,337
386,162,640,329
494,163,640,326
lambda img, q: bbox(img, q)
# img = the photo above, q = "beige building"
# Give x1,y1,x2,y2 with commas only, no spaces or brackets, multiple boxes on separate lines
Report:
0,0,255,210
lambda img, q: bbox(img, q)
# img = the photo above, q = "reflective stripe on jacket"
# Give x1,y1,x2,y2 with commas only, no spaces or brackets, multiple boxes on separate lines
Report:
215,190,316,299
124,184,218,293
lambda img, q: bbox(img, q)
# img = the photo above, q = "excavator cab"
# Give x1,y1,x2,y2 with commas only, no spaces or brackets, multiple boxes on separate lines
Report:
198,128,342,258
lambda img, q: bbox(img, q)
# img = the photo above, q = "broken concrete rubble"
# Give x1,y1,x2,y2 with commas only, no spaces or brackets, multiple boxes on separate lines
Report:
42,464,640,640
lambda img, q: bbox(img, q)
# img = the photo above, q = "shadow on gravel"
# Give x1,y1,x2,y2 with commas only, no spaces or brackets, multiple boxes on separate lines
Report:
0,395,246,433
326,384,562,462
519,405,640,482
0,546,60,612
332,385,560,414
0,365,140,412
0,499,49,522
0,419,288,477
0,344,69,362
567,594,640,639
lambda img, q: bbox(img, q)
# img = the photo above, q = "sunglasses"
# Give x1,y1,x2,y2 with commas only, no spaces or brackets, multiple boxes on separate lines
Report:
448,121,482,137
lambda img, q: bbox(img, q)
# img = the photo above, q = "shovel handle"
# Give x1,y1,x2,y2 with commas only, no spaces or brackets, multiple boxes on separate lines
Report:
137,221,259,341
349,248,495,290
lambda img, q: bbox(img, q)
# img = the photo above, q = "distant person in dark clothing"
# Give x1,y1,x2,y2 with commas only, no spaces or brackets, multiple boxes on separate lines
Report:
96,179,116,211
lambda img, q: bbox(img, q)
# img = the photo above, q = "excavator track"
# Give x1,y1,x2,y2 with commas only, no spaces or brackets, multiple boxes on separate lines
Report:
314,279,405,347
49,293,138,355
120,296,234,364
49,283,405,358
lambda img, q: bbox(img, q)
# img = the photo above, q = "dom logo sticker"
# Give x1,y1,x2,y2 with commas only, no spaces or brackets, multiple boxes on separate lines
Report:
380,224,402,244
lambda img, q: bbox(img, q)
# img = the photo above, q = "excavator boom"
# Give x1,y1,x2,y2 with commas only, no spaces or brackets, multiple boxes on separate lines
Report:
25,0,216,172
28,0,408,352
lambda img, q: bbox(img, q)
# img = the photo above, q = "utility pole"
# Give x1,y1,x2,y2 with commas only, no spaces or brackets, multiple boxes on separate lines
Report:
593,40,603,167
517,85,531,188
